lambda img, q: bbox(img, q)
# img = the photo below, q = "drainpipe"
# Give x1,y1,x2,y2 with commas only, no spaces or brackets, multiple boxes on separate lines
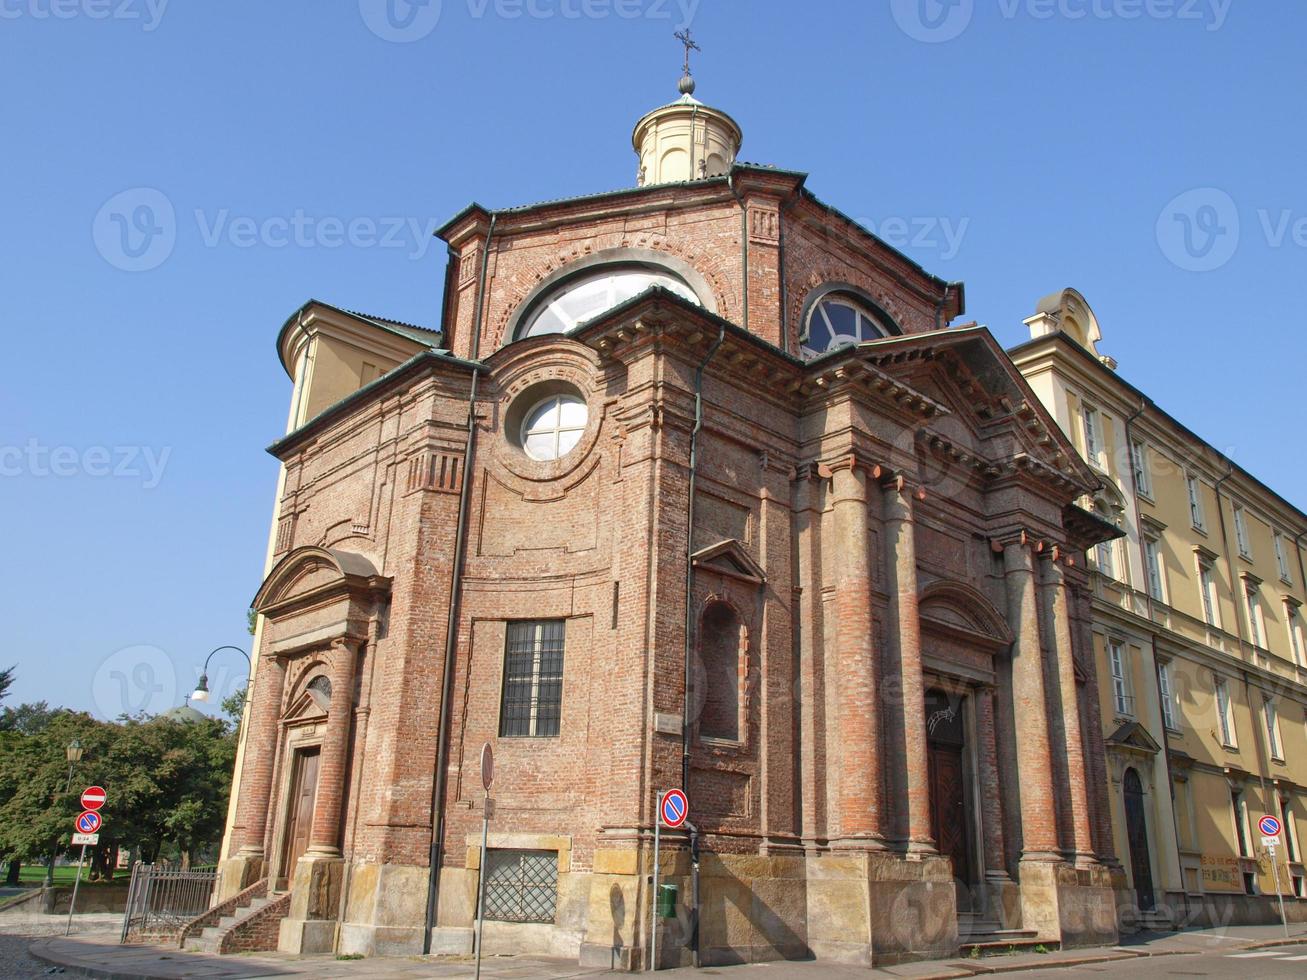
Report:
933,282,955,331
424,213,496,952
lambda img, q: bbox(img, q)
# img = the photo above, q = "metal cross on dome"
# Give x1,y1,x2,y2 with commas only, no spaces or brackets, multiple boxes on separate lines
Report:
675,28,700,76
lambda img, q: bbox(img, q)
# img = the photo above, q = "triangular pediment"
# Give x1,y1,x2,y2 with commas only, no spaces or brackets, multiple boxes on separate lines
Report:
853,328,1099,500
1106,721,1162,755
692,539,766,585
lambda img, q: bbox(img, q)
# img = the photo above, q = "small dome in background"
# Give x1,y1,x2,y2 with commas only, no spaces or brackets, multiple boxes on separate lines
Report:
161,704,208,725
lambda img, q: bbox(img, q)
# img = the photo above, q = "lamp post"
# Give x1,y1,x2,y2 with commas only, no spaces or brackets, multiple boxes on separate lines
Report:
47,739,86,886
191,646,251,705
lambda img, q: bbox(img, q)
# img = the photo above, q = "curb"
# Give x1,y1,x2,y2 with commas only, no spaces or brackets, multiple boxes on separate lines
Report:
940,947,1195,975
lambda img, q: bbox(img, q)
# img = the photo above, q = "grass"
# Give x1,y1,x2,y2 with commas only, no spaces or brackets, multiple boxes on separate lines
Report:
15,866,120,886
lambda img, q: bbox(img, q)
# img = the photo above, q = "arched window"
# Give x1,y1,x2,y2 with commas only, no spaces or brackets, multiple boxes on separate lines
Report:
306,675,332,711
518,264,700,339
801,292,894,359
698,602,743,741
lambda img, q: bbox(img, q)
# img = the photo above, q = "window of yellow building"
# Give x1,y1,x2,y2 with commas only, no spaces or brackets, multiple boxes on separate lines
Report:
1198,557,1220,628
1144,536,1166,601
1131,440,1153,498
1287,601,1304,666
1082,404,1105,470
1234,505,1252,560
1215,676,1236,748
1264,697,1283,761
1244,583,1264,649
1108,639,1133,717
1187,474,1206,532
1274,532,1293,585
1159,661,1179,731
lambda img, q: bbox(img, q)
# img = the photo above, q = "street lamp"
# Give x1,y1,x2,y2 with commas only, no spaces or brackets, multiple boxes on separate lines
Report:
64,739,83,792
48,739,86,886
191,646,251,703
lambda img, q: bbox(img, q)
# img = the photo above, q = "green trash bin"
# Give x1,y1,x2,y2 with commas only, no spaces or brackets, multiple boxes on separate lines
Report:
657,883,678,918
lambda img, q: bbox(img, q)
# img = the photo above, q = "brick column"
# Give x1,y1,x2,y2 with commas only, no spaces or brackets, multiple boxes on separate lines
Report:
235,653,287,858
308,638,359,856
829,459,885,846
1039,552,1095,867
882,479,935,854
975,685,1010,880
1003,539,1060,862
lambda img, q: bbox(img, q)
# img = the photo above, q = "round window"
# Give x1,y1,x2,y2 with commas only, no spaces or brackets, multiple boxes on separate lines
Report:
520,393,589,461
801,295,892,358
520,265,700,338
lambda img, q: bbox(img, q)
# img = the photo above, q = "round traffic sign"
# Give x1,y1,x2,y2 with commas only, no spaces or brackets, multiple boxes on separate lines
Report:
1259,815,1282,837
480,742,494,792
660,789,689,829
80,786,107,811
76,811,102,834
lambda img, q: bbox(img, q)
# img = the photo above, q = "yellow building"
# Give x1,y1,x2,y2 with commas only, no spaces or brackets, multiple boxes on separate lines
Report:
1012,288,1307,928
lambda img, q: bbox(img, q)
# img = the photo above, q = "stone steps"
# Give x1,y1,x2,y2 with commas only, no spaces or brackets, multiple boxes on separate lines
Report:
958,929,1048,957
182,896,275,953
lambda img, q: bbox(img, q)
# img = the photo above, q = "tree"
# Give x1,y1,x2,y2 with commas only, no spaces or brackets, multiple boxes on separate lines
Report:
0,665,14,704
0,707,239,881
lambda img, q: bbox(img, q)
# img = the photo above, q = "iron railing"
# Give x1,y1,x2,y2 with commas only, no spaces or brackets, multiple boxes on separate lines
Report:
119,862,218,944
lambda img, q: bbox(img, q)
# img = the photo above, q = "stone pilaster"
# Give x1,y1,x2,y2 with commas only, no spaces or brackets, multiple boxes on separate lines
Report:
882,478,934,855
974,686,1009,880
1002,538,1060,863
828,459,885,846
1039,552,1095,867
309,637,360,855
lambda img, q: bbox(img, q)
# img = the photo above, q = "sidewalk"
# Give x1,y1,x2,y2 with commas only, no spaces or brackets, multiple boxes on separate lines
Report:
25,921,1307,980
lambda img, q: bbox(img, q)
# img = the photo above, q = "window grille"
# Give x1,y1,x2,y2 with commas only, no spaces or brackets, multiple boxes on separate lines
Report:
483,849,558,924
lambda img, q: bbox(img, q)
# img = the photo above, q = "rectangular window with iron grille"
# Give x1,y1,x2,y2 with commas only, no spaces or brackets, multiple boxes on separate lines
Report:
499,620,565,738
483,849,558,923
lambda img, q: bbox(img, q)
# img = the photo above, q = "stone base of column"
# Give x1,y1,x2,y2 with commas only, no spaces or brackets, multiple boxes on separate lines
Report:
904,839,939,859
278,854,345,954
1015,859,1118,949
862,851,958,966
828,835,891,852
336,863,430,957
216,851,265,903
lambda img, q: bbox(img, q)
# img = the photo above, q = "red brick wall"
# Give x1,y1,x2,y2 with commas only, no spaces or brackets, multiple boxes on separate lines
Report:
216,892,291,954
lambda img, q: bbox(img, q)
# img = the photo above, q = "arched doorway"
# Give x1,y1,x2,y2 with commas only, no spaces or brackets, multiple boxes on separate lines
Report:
1123,768,1155,911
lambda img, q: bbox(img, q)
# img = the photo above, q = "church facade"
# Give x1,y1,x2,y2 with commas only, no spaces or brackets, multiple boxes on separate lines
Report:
216,79,1126,966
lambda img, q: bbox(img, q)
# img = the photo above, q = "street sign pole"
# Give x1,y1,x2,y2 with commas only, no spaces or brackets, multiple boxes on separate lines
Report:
648,789,661,973
64,844,88,937
474,743,493,980
1266,841,1289,939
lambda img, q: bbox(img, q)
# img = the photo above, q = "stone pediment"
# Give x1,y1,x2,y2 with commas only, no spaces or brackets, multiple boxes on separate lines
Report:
1105,721,1162,756
692,539,766,585
858,327,1099,500
918,580,1012,652
253,546,391,656
254,547,389,617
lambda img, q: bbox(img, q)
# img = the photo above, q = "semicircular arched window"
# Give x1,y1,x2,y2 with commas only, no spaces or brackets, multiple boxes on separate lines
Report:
519,264,700,339
801,294,894,359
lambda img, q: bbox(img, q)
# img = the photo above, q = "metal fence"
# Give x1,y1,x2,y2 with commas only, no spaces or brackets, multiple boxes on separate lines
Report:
119,862,219,944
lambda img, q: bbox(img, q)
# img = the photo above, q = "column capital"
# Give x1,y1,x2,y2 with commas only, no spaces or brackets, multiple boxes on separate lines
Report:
817,453,883,481
881,475,927,517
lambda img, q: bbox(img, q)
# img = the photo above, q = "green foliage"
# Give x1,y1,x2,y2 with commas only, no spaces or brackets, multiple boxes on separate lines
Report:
0,705,237,875
220,687,247,726
0,665,14,704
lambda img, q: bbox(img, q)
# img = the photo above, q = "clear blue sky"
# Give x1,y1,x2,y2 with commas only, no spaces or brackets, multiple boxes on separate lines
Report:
2,1,1302,718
